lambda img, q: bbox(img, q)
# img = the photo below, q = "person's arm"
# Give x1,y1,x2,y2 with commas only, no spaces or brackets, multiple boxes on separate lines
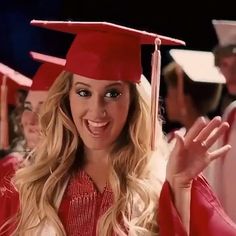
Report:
171,179,191,235
158,176,236,236
162,116,231,234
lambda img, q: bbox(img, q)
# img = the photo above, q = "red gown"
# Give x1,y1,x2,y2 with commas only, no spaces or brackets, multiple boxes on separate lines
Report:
0,154,20,236
1,169,236,236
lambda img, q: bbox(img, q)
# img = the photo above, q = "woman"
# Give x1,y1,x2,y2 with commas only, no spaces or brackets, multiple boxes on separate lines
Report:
0,55,63,232
1,21,236,236
163,49,224,143
0,54,63,177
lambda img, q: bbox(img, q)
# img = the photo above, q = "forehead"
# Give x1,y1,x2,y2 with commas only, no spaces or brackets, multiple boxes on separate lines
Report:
26,90,48,103
72,74,129,87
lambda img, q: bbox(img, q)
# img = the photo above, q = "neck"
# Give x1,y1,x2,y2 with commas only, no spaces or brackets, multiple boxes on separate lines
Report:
180,107,202,131
83,148,110,192
84,147,109,165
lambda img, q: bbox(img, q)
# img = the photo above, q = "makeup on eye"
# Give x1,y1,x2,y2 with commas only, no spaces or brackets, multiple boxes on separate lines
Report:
76,88,122,99
104,88,122,98
24,102,32,111
23,101,44,113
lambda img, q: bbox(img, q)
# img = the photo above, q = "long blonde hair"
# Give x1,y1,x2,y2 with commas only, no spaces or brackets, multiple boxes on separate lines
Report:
13,72,168,235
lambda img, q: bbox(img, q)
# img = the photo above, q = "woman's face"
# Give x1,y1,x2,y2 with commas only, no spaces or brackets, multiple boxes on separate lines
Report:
218,55,236,94
165,86,181,122
69,74,131,151
21,90,48,149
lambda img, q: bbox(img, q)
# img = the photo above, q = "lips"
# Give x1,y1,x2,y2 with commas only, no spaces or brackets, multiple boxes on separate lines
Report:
86,119,109,137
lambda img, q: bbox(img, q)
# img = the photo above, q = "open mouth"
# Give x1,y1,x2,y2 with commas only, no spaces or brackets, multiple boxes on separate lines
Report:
85,119,109,137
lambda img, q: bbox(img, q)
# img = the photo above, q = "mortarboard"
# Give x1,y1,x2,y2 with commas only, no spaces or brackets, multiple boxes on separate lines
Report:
0,64,31,149
30,20,185,150
169,49,226,84
30,20,185,83
29,52,65,91
212,20,236,47
212,20,236,65
0,63,32,105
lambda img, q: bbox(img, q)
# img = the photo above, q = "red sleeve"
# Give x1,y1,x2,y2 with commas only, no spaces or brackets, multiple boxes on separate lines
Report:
190,176,236,235
0,168,19,236
158,181,187,236
158,176,236,236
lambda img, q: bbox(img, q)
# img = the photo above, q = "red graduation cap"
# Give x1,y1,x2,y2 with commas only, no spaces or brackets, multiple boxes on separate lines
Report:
0,63,32,105
30,20,185,83
0,64,32,149
29,52,65,91
30,20,185,150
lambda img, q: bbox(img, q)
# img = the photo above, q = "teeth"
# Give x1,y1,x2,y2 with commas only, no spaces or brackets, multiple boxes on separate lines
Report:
87,120,108,127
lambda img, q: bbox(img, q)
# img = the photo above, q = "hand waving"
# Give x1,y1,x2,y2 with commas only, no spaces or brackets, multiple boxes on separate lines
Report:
166,116,231,189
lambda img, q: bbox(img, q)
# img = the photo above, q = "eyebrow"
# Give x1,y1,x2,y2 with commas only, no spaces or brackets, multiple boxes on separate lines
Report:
74,82,124,88
24,101,44,105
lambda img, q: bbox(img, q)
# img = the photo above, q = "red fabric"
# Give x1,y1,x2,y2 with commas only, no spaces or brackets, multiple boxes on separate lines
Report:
159,181,188,236
58,170,113,236
0,155,19,179
30,21,185,83
159,176,236,236
30,21,185,45
30,62,63,91
0,160,19,236
2,170,236,235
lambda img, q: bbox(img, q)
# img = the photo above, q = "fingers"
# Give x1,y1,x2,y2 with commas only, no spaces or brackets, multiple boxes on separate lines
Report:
173,131,185,150
184,117,208,145
185,116,230,150
194,116,222,143
202,122,229,148
208,144,231,161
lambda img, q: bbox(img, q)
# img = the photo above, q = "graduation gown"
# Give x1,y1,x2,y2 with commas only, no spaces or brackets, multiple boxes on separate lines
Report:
1,170,236,235
204,101,236,223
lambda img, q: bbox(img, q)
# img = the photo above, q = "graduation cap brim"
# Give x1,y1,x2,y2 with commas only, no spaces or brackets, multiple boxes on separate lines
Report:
0,63,32,87
30,20,186,46
169,49,226,84
212,19,236,47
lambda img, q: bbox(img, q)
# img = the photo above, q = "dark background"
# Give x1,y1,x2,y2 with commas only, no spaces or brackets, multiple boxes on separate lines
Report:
0,0,235,132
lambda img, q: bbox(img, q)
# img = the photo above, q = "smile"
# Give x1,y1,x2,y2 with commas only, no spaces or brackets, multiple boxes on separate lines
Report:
85,119,109,137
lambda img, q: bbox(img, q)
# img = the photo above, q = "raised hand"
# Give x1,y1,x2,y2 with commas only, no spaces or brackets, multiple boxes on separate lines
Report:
166,116,231,189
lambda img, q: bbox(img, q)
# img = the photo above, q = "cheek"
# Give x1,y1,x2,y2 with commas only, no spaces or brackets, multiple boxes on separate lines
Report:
21,112,29,126
109,99,130,127
69,94,85,122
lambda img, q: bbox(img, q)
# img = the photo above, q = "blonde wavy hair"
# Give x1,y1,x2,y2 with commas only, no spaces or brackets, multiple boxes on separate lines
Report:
12,71,168,236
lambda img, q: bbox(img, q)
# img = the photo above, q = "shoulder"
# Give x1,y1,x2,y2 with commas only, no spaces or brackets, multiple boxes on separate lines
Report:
223,101,236,120
0,153,23,179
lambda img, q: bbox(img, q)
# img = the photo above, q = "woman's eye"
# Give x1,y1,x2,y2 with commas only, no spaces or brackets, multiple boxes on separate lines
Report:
105,89,121,98
23,104,32,111
77,89,91,97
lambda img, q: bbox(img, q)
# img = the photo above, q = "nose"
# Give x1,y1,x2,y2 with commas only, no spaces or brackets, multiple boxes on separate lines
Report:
21,110,39,126
28,111,38,125
89,94,106,118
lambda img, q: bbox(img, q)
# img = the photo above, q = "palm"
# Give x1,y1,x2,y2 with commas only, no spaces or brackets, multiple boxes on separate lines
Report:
166,116,231,188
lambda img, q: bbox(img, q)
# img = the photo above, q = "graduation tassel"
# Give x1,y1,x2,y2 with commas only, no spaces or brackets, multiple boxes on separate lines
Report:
0,75,9,150
151,38,161,151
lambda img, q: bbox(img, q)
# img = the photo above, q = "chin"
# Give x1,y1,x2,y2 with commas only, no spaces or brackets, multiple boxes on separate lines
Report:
83,140,111,151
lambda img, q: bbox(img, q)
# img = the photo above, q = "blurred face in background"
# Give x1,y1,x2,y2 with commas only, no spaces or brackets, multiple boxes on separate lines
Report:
21,90,48,149
218,55,236,95
165,86,181,122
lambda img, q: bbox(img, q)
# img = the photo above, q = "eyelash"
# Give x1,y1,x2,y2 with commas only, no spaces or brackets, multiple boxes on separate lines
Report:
77,89,122,99
23,104,32,111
